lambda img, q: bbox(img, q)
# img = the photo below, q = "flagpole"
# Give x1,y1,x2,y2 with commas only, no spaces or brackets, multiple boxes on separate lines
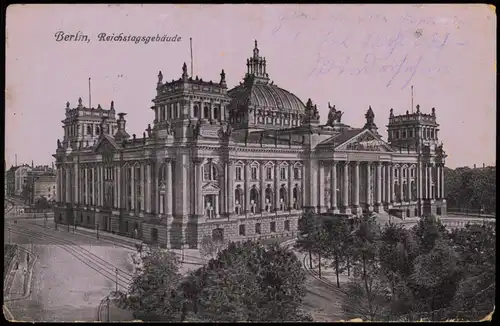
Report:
89,78,92,109
411,85,414,113
190,38,194,78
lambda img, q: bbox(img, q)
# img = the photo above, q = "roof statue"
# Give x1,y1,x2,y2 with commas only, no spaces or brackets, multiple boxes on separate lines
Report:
182,62,188,79
220,69,226,86
146,124,152,138
78,97,83,107
366,106,375,125
416,104,420,113
389,108,394,117
110,101,115,111
57,139,61,149
66,101,70,110
157,70,163,84
431,107,436,116
326,102,344,126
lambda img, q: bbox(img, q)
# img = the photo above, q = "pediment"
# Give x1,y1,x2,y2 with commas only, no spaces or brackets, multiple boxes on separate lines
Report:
202,182,220,195
335,130,394,152
93,136,118,154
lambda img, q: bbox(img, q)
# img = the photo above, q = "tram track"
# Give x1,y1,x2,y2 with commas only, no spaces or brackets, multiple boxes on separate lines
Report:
6,223,134,290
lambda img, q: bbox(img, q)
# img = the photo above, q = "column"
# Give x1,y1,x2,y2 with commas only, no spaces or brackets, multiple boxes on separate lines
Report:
376,162,382,206
117,165,121,209
140,163,145,211
74,162,79,204
154,163,160,214
288,163,293,210
382,163,387,204
427,164,432,200
84,167,88,205
260,164,266,212
318,161,325,212
353,162,360,209
342,162,349,210
130,165,135,210
166,160,173,216
436,165,441,199
227,161,234,214
440,165,445,199
215,195,219,217
330,162,338,211
91,166,95,206
98,165,102,206
55,167,60,202
245,162,251,213
399,166,404,203
274,162,280,211
389,164,394,204
366,163,372,209
418,163,423,201
407,166,412,202
146,163,152,213
65,166,71,203
113,166,118,208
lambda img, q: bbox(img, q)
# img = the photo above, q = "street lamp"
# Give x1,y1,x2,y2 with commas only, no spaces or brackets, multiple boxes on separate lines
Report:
106,296,111,322
115,268,119,293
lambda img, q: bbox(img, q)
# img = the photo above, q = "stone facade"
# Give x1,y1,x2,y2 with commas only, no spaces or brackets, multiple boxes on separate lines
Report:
53,41,447,249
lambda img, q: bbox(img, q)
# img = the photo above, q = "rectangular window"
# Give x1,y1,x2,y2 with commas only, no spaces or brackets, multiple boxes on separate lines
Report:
266,167,273,180
411,169,415,178
409,130,413,138
239,224,246,236
255,223,261,235
395,169,398,178
270,221,276,233
402,130,406,138
251,167,257,180
294,167,300,180
403,169,406,178
280,167,287,180
236,167,242,181
284,220,290,231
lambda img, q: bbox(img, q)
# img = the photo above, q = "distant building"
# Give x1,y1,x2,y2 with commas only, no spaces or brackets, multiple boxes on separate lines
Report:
14,165,31,196
25,165,56,205
53,40,448,249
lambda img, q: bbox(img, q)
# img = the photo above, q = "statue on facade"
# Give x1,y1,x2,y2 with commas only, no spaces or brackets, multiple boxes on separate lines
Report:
220,122,232,137
165,122,172,135
326,102,344,125
192,120,201,139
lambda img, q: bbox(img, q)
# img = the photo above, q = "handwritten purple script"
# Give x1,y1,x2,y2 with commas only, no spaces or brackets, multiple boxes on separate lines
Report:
271,12,467,90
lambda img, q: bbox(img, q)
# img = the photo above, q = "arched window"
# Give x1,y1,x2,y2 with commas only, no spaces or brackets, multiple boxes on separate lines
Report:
87,125,92,135
95,126,100,135
204,106,210,119
193,105,200,118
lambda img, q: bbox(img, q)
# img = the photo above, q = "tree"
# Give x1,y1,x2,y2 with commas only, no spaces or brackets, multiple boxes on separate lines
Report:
449,223,496,316
181,241,312,322
119,248,184,321
295,211,321,269
344,214,383,321
199,235,228,260
378,222,419,318
408,239,462,318
411,214,448,254
322,216,351,287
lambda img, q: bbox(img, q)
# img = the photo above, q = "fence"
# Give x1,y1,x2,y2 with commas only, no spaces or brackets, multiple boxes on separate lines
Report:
447,207,495,218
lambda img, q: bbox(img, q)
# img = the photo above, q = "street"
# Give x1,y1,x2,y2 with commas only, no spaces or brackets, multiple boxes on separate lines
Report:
4,216,136,322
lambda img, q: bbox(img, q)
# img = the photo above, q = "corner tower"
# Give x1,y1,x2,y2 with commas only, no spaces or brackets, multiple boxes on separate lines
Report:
151,63,231,140
58,98,118,151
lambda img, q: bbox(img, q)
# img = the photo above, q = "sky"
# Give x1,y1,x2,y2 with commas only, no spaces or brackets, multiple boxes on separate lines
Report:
5,4,496,169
